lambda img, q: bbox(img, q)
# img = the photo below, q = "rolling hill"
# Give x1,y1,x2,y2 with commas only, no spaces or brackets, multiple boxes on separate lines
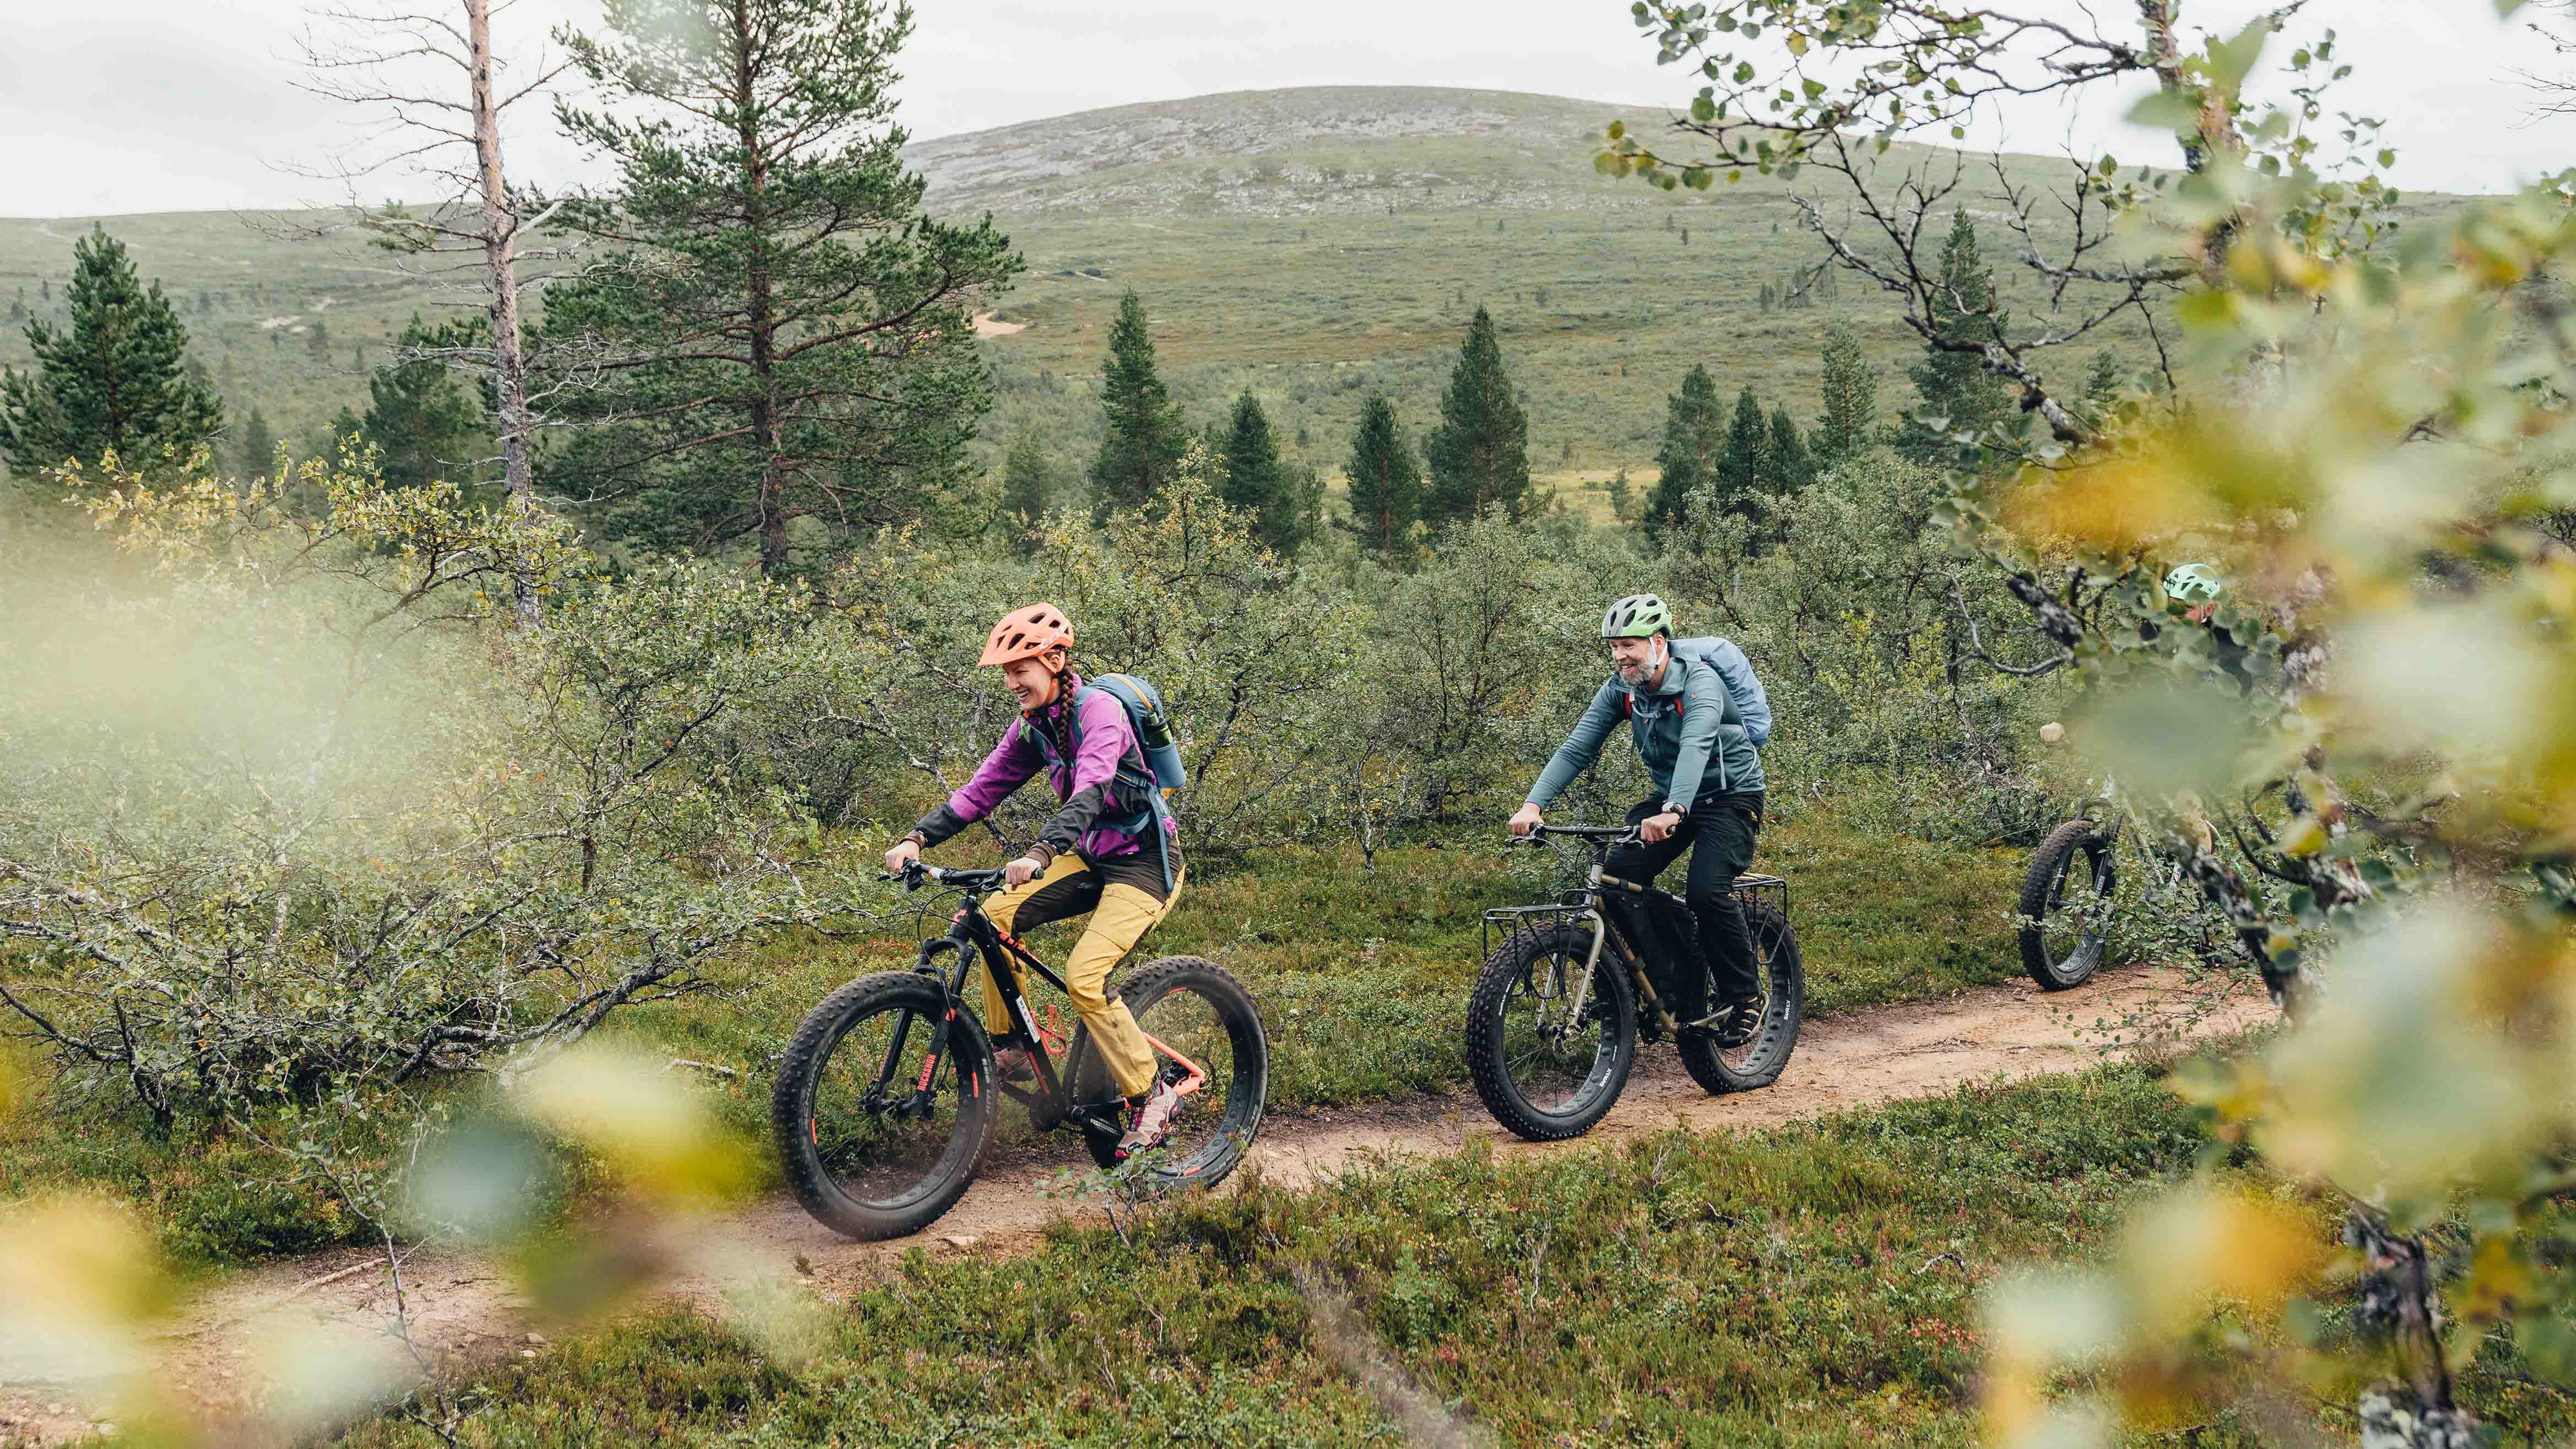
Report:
0,86,2404,518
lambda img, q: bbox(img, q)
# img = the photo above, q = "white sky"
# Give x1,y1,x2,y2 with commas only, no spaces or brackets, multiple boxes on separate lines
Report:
4,0,2572,218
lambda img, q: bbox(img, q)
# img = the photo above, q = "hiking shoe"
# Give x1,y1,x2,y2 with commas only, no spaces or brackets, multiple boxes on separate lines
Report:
1684,1000,1765,1048
1115,1080,1185,1160
992,1046,1038,1084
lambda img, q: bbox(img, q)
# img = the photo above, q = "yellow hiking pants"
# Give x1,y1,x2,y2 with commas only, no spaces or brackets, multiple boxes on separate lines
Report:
982,850,1184,1100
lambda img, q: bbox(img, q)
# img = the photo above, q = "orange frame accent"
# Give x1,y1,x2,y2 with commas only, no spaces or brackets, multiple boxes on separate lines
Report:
1140,1031,1210,1097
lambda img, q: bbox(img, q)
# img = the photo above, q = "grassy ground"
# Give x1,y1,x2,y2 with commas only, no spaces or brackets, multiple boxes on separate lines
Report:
318,1063,2271,1448
0,814,2025,1266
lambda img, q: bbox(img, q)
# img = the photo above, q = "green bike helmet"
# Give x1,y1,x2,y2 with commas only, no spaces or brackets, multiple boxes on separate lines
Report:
1600,593,1672,639
2163,563,2223,605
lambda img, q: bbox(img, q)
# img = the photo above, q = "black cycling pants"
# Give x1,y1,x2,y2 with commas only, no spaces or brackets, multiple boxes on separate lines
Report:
1603,793,1764,1019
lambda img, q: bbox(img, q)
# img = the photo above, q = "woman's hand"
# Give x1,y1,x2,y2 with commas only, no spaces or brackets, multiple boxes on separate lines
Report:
1004,855,1046,887
1639,810,1682,844
884,839,922,875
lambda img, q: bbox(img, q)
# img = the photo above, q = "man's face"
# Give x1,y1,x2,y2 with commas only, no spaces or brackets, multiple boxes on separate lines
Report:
1609,635,1661,685
1001,654,1060,709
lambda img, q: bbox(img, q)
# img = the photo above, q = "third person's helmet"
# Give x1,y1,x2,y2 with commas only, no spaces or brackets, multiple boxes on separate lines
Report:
2162,563,2223,605
1600,593,1671,639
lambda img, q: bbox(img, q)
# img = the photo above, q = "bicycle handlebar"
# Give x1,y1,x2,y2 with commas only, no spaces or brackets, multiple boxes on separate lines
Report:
1509,823,1644,848
878,862,1008,892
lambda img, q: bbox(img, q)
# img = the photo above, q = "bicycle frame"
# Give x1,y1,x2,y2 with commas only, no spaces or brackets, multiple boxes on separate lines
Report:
893,875,1211,1149
1485,828,1792,1040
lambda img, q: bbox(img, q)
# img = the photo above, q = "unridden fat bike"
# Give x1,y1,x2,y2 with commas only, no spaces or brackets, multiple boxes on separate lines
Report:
773,861,1269,1241
1466,824,1805,1141
2016,801,2123,991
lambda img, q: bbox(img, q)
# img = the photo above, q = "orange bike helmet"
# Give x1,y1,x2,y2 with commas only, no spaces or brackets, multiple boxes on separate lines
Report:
979,602,1074,667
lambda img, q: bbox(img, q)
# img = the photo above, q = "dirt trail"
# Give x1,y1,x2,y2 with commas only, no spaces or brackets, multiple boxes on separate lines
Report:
0,967,2264,1445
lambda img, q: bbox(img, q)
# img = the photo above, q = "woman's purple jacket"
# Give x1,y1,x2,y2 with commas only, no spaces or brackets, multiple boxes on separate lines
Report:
910,673,1176,863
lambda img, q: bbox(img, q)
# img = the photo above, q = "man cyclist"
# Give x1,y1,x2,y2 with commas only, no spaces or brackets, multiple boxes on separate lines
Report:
1509,593,1773,1046
882,603,1187,1159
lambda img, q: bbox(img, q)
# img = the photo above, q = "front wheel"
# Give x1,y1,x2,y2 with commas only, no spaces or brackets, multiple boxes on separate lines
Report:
1677,901,1804,1094
2017,819,2118,991
1465,922,1638,1141
1071,956,1269,1185
772,971,996,1241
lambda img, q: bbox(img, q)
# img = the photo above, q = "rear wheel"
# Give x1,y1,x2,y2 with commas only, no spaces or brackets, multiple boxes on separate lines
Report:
2017,819,2118,990
1071,956,1269,1185
1677,901,1804,1094
1465,922,1638,1141
772,971,995,1241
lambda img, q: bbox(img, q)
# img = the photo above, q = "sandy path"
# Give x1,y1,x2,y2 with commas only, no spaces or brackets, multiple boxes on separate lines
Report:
972,311,1026,337
0,966,2264,1445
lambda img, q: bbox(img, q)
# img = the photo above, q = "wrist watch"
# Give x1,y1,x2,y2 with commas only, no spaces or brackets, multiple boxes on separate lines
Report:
1662,802,1686,818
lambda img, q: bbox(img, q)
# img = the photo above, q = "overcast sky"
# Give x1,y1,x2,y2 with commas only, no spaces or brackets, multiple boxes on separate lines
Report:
5,0,2571,218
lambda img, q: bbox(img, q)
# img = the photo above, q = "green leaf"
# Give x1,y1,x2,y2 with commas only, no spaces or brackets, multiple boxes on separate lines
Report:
1787,31,1809,56
1608,120,1627,141
2498,0,2534,14
2128,89,2200,132
1691,95,1717,122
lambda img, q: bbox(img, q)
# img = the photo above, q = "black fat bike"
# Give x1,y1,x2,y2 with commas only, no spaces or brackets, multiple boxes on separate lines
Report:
2016,799,2124,991
772,861,1269,1241
1465,823,1805,1141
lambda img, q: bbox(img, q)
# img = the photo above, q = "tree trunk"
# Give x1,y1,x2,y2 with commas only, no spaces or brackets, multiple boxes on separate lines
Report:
732,0,787,577
466,0,543,630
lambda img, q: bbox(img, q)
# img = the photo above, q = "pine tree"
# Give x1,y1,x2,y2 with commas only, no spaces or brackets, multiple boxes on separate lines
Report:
1089,289,1189,517
307,317,331,361
1714,385,1768,523
1220,390,1308,553
1421,306,1531,525
360,315,491,493
237,405,278,477
1812,323,1879,469
1605,467,1634,522
0,225,224,475
1646,363,1724,530
1895,208,2017,466
1341,393,1421,559
544,0,1021,574
999,434,1058,552
2076,349,2125,433
1763,405,1816,495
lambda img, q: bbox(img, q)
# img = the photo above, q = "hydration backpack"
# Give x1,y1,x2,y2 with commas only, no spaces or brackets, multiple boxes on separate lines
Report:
1621,636,1759,728
1013,673,1187,889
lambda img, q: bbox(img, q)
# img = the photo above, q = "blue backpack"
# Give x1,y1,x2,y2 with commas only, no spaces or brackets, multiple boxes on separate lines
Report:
1014,673,1186,887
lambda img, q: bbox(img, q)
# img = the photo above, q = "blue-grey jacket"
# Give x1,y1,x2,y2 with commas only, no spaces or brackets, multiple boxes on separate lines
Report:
1525,639,1772,811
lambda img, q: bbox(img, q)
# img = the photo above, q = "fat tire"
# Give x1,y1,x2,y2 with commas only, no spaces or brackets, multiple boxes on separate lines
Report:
1676,901,1805,1094
772,971,995,1242
1070,955,1270,1182
1465,923,1638,1142
2017,819,2117,991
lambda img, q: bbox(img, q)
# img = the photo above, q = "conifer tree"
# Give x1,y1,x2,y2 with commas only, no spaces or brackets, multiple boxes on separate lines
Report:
1,225,223,475
1714,385,1768,522
1421,306,1530,524
1895,208,2017,465
1646,363,1724,530
1812,323,1878,469
1763,404,1816,495
1090,289,1189,517
2075,349,2125,433
307,317,331,361
543,0,1021,574
1341,393,1420,559
999,434,1058,552
359,315,491,493
1219,390,1311,553
237,405,278,478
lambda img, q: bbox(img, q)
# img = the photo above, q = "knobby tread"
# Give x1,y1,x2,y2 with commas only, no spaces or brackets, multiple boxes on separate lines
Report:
1675,901,1804,1095
772,971,995,1242
2017,819,2116,991
1465,923,1636,1142
1071,954,1270,1181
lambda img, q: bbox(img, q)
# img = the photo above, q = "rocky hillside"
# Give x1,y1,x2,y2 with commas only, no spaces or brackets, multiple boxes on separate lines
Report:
906,86,1677,216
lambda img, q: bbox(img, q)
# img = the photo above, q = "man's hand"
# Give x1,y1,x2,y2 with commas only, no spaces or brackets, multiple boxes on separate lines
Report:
1639,810,1682,844
1004,855,1046,888
884,839,922,876
1508,803,1544,837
